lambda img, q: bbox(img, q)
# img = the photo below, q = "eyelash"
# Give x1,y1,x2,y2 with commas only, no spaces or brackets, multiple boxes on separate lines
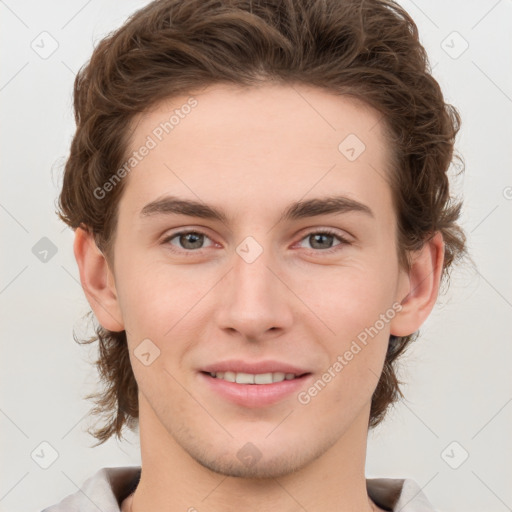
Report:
161,228,351,256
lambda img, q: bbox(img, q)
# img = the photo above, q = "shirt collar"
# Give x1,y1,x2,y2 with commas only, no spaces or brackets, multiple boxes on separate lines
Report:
42,466,437,512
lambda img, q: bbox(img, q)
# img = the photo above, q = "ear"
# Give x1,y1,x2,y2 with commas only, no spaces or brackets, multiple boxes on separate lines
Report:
73,227,125,332
390,231,445,337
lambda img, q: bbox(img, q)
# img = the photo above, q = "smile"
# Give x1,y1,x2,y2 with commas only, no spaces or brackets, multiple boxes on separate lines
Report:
199,371,312,407
207,371,300,384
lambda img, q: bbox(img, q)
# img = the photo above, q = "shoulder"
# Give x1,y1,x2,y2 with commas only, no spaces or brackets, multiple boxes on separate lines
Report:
367,477,438,512
40,466,141,512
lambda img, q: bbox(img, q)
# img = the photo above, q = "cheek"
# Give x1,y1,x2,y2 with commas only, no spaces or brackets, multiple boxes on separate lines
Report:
303,287,392,422
302,262,396,336
114,255,201,337
298,263,395,390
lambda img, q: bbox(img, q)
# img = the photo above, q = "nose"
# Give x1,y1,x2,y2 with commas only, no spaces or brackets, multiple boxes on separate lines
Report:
214,238,294,341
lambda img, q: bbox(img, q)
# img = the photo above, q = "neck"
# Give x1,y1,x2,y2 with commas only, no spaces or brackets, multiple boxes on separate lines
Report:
127,397,381,512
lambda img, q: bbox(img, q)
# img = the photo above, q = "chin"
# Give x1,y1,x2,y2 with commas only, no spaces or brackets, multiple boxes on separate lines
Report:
192,450,309,479
181,432,335,480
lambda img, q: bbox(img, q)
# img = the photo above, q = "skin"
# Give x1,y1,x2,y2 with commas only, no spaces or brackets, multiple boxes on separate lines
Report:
74,83,444,512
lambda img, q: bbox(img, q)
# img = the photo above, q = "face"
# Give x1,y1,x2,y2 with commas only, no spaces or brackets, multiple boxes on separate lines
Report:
102,83,411,477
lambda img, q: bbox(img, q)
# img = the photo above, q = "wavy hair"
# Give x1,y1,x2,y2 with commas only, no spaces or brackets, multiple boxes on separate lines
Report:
57,0,466,445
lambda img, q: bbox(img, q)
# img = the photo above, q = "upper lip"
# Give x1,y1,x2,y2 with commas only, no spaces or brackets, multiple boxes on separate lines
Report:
201,360,310,375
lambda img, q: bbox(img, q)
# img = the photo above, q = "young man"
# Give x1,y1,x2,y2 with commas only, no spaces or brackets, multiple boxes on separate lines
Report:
45,0,466,510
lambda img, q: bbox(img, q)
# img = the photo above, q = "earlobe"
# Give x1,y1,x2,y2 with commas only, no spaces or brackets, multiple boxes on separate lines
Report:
73,227,125,332
390,232,445,337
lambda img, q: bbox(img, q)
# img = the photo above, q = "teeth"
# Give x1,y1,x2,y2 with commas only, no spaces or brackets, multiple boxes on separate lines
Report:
209,371,299,384
236,372,255,384
255,373,273,384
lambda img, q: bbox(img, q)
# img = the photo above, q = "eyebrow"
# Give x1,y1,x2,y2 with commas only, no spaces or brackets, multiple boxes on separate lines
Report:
139,194,374,224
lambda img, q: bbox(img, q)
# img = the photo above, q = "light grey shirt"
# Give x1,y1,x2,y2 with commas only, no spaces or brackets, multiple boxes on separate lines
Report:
41,466,438,511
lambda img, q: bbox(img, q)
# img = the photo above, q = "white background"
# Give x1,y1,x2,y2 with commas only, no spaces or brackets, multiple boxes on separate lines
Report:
1,1,511,511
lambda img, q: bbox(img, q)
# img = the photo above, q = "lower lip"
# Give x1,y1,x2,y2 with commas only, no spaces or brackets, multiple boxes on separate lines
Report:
199,372,312,407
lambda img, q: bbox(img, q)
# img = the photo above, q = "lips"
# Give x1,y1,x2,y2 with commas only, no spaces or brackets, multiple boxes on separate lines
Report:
200,359,310,376
199,371,312,407
198,360,312,406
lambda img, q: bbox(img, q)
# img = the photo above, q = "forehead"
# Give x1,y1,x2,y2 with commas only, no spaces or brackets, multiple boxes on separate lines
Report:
118,82,393,222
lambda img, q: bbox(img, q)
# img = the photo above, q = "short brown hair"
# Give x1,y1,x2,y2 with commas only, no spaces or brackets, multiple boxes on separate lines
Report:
57,0,466,446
